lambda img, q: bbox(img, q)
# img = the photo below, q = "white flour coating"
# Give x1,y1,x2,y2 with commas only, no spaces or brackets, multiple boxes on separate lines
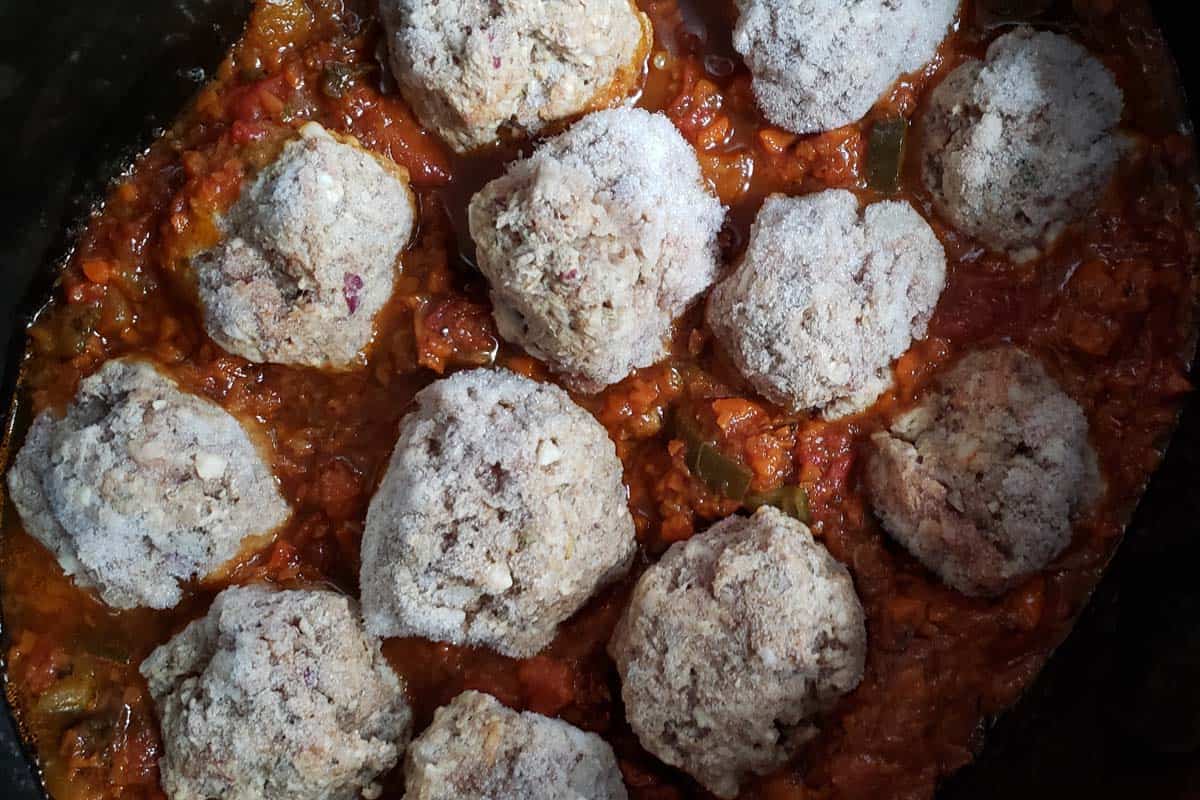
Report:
470,108,724,391
609,507,867,798
141,584,411,800
706,190,946,418
865,347,1104,597
194,122,415,368
381,0,649,152
360,368,636,657
922,27,1124,259
5,358,289,610
405,691,628,800
733,0,959,134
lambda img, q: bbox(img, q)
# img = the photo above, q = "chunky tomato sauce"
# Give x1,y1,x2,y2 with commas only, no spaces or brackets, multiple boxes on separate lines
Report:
1,1,1196,798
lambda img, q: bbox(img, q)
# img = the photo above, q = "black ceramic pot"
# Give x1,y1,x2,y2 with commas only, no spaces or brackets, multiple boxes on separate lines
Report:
1,2,1198,797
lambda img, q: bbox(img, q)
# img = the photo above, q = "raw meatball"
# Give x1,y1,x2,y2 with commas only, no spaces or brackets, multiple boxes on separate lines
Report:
733,0,958,134
141,584,411,800
194,122,416,368
405,691,627,800
921,27,1124,259
5,358,289,610
381,0,650,152
865,347,1104,597
609,507,867,798
360,368,636,657
706,190,946,418
470,108,724,391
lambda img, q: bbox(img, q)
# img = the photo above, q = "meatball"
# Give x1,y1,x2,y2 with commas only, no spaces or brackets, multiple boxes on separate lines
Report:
921,27,1124,259
5,358,289,610
194,122,416,368
609,507,867,798
141,584,411,800
706,190,946,418
469,108,724,391
360,368,636,657
865,347,1104,597
733,0,958,134
404,691,627,800
380,0,650,152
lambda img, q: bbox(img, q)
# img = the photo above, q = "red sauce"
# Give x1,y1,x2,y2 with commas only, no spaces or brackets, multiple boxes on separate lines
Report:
1,1,1196,798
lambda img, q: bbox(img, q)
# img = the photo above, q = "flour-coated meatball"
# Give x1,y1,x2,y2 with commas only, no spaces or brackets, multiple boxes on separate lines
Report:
865,347,1104,597
360,368,635,657
609,507,867,798
706,190,946,418
470,108,724,391
140,584,411,800
921,27,1124,259
5,358,289,610
404,691,627,800
733,0,959,134
194,122,416,368
381,0,650,152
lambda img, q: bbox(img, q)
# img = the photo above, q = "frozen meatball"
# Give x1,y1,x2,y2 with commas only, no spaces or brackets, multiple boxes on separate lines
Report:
194,122,416,368
5,358,289,610
706,190,946,418
609,507,867,798
865,347,1103,597
470,108,724,391
921,27,1124,258
360,368,636,657
141,584,411,800
733,0,958,134
405,691,627,800
381,0,650,152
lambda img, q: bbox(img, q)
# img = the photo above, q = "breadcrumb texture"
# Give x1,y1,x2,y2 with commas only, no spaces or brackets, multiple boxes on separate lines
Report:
140,584,411,800
360,368,636,657
706,190,946,418
608,507,867,798
470,108,724,391
865,347,1104,597
733,0,958,134
922,27,1124,258
194,122,415,368
5,358,289,610
381,0,649,152
405,691,627,800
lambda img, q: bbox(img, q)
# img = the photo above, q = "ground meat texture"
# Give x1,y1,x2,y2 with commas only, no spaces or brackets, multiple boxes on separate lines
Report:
469,108,724,392
921,27,1124,260
865,347,1104,597
194,122,415,368
706,190,946,418
4,358,289,610
360,368,636,657
380,0,650,152
733,0,958,135
404,691,627,800
140,584,411,800
608,507,867,799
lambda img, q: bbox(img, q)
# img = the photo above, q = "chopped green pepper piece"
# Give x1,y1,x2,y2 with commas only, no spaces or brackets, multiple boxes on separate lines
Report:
693,442,754,502
34,667,98,717
867,117,908,194
673,410,705,463
56,305,101,358
82,636,133,665
321,62,358,99
745,485,811,524
672,409,754,501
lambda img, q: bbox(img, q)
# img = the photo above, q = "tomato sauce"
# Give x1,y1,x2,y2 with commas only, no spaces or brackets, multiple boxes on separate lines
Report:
1,1,1196,798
